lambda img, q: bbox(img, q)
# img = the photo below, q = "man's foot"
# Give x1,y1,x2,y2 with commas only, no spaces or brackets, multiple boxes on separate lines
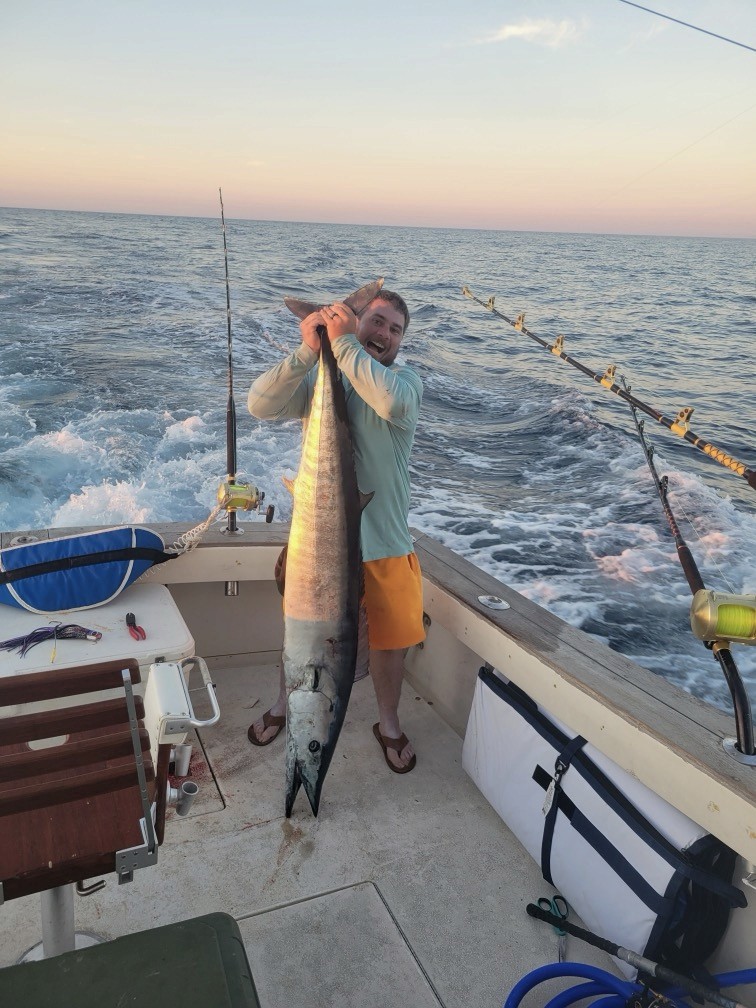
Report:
372,723,416,774
247,709,286,746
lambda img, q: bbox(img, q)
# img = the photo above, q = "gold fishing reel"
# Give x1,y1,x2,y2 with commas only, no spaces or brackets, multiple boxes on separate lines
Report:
690,589,756,646
218,479,262,512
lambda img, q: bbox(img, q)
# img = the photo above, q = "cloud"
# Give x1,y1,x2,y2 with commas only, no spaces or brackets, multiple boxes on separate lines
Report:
477,18,581,48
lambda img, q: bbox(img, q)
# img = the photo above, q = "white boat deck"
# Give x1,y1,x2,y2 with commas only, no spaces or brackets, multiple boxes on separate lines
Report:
1,659,615,1007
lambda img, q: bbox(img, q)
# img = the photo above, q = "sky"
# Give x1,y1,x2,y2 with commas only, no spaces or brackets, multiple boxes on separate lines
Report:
1,0,755,237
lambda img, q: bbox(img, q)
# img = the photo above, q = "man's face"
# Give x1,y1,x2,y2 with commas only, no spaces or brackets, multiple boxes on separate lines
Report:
356,299,405,366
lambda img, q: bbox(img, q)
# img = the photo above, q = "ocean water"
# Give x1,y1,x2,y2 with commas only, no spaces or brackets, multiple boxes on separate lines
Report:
1,206,754,714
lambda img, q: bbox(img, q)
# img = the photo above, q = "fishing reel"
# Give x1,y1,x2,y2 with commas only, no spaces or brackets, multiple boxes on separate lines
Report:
217,479,275,522
690,590,756,647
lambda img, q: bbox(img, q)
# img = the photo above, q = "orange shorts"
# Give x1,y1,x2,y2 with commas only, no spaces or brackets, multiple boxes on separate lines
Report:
363,553,425,651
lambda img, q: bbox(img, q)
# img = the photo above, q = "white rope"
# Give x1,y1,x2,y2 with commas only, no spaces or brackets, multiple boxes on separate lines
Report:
167,500,228,556
133,497,230,585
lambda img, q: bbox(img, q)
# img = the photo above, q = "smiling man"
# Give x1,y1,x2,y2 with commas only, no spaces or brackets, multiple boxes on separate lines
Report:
247,290,424,774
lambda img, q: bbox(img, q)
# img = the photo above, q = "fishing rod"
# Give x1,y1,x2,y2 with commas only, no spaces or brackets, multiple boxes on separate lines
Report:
461,287,756,492
527,901,750,1008
217,189,271,536
621,374,756,759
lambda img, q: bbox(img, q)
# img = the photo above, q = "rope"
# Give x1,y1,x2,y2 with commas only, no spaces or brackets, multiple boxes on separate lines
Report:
167,500,228,555
615,0,756,54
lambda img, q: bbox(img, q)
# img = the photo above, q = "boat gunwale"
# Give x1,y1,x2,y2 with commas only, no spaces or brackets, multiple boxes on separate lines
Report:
3,520,755,862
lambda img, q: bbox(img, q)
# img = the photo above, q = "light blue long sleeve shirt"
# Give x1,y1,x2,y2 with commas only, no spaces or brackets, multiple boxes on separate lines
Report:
248,335,422,562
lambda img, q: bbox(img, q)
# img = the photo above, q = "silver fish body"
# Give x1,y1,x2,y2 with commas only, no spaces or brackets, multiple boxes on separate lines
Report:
283,289,377,816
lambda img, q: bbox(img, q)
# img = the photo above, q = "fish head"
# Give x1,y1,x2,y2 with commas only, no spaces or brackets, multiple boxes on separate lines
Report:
285,670,339,816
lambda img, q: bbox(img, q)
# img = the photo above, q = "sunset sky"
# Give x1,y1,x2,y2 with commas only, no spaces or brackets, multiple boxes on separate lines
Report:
2,1,755,237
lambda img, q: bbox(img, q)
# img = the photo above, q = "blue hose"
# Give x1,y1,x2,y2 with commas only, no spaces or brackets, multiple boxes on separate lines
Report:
543,981,614,1008
504,963,633,1008
544,981,623,1008
505,962,756,1008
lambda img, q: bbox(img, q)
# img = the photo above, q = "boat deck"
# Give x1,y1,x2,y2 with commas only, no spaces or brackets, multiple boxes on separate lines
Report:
1,659,614,1007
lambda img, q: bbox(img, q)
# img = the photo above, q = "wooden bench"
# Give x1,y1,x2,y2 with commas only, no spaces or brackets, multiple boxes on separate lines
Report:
0,658,173,957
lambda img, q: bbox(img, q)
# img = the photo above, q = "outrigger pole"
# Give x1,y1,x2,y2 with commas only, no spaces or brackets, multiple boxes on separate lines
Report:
621,375,755,759
462,287,756,492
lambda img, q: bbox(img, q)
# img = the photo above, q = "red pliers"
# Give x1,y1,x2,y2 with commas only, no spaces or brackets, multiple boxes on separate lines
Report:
126,613,146,641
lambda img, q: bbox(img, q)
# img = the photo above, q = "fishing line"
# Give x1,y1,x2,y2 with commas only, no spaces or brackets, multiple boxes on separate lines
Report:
670,489,740,597
614,0,756,54
260,327,292,356
593,99,756,207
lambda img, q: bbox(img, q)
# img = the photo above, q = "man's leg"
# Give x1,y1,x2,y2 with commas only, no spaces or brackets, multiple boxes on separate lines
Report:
370,647,414,769
248,662,286,744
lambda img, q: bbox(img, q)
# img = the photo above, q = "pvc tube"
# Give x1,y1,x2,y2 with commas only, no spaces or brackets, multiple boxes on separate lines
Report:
167,780,199,817
175,780,198,816
173,743,192,777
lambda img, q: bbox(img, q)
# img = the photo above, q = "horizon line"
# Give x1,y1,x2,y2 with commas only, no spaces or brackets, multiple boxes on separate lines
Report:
1,203,754,243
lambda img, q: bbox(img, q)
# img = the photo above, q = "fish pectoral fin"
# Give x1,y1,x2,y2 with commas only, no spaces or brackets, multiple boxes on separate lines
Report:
359,489,375,511
355,602,370,683
284,296,322,321
282,475,296,496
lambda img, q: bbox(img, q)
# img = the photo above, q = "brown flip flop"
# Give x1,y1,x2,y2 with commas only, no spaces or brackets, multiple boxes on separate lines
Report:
247,709,286,746
372,723,417,774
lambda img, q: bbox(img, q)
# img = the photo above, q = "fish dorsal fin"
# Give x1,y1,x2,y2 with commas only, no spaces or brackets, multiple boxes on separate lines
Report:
282,475,296,496
359,490,374,511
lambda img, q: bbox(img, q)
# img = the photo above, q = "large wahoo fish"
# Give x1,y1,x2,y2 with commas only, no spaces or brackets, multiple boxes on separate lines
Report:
281,279,381,816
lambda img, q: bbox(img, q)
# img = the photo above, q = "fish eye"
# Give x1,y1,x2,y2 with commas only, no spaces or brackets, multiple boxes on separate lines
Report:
308,739,321,753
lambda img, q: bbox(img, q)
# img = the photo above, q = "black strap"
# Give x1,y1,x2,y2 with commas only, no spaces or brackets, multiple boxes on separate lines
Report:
0,547,176,585
541,734,587,884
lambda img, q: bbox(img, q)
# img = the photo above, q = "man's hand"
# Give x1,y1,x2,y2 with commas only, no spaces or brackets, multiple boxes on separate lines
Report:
300,302,358,352
300,310,325,353
321,302,358,341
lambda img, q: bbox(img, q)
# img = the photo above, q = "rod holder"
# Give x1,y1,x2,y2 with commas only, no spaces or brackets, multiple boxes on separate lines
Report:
172,743,192,777
168,781,199,817
224,581,239,597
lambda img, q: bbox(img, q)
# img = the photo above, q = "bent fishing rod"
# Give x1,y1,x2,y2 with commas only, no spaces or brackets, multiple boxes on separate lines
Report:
462,286,756,492
621,375,755,759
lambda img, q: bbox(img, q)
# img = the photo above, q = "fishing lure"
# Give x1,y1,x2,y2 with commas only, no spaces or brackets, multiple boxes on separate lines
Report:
0,622,102,658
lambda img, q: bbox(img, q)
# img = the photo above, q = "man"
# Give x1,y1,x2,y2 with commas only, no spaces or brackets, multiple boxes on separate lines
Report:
246,290,423,772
